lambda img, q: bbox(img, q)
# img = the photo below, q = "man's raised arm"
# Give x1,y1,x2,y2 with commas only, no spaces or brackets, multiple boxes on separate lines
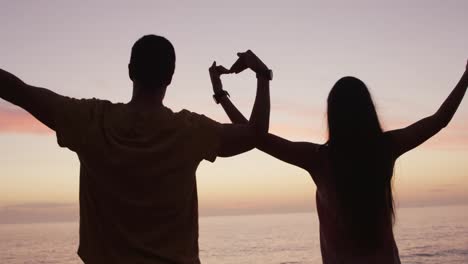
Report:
213,50,271,157
0,68,62,130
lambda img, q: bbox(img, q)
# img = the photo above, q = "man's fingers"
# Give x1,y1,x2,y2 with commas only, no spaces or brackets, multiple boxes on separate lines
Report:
237,51,247,58
238,50,256,61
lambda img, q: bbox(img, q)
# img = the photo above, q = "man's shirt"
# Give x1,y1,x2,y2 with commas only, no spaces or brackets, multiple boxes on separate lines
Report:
55,97,221,264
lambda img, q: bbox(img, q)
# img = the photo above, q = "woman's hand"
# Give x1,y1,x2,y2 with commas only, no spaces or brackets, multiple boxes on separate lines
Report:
209,61,230,93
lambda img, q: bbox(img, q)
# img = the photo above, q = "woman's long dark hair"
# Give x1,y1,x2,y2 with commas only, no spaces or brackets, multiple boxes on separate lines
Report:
327,76,395,250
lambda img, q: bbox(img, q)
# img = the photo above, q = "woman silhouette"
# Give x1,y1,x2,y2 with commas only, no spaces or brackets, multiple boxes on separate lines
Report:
209,58,468,263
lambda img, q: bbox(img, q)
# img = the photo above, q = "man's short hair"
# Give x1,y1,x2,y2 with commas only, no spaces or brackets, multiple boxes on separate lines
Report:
129,35,176,88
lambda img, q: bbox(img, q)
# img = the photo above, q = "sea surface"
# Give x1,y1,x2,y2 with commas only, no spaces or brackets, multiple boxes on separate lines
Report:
0,205,467,264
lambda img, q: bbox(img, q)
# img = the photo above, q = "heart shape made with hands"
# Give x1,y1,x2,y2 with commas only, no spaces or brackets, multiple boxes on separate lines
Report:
210,54,248,76
211,50,268,77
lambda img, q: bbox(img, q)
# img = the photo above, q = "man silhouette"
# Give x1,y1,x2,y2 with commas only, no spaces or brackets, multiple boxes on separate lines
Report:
0,35,271,264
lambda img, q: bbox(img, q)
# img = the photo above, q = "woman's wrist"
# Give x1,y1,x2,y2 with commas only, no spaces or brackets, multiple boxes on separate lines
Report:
212,86,223,93
213,90,230,104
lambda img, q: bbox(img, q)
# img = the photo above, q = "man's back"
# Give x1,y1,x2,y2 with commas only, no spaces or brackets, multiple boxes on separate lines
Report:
0,34,271,263
55,98,221,264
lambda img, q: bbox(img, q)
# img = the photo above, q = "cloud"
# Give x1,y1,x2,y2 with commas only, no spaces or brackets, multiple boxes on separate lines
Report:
272,101,326,121
429,188,446,193
0,203,78,224
0,106,51,134
0,102,466,149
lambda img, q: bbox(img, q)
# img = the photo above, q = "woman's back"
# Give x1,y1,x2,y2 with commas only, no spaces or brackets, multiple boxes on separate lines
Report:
314,137,401,264
215,60,468,263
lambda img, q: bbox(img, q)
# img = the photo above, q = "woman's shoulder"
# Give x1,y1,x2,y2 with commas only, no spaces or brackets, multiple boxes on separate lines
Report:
307,143,332,187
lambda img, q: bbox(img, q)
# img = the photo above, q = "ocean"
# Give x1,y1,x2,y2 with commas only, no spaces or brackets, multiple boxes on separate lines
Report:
0,205,467,264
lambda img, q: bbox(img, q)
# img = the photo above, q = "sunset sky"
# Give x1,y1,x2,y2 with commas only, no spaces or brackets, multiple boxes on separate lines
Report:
0,1,467,223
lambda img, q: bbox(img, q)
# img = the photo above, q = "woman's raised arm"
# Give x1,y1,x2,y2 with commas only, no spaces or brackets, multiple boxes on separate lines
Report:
388,60,468,158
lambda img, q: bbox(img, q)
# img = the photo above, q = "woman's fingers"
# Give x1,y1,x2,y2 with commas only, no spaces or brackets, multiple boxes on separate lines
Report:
209,61,216,73
210,61,231,77
217,66,230,74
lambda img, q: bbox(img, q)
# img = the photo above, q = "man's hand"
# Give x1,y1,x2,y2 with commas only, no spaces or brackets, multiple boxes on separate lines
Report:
209,61,230,93
230,50,269,74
